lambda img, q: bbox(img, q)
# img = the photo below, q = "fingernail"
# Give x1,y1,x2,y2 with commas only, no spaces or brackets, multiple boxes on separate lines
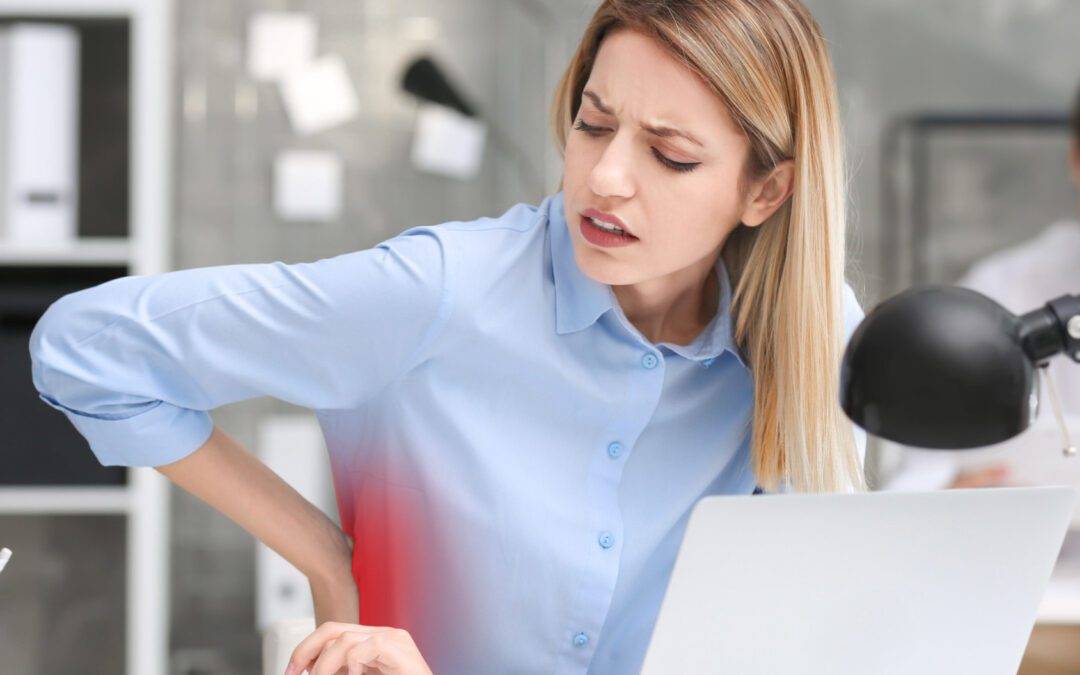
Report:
284,665,300,675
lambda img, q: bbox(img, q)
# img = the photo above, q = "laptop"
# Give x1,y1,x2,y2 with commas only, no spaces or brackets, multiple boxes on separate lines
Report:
639,486,1077,675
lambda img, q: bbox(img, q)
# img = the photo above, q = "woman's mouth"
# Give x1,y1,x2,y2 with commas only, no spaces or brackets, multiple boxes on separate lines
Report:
579,214,639,247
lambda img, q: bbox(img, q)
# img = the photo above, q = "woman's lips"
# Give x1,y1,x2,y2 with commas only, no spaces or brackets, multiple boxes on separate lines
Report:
580,208,633,236
579,214,639,247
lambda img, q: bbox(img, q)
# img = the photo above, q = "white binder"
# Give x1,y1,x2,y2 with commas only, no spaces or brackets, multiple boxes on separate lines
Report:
0,23,80,245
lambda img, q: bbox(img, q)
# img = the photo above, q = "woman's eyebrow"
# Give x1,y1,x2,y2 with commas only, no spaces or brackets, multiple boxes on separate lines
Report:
582,89,704,148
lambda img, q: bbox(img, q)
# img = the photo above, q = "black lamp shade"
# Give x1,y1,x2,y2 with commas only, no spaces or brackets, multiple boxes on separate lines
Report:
840,286,1037,449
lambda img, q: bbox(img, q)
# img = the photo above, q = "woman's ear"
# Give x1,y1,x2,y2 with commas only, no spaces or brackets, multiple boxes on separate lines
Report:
740,159,795,227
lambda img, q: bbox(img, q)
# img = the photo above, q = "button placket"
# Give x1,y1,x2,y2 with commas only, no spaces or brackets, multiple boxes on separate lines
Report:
557,343,667,672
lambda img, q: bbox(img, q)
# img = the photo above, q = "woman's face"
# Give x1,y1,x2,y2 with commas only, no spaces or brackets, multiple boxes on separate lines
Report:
562,28,757,286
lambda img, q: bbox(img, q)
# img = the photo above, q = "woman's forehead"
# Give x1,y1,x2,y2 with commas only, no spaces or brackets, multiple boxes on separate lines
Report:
586,30,745,146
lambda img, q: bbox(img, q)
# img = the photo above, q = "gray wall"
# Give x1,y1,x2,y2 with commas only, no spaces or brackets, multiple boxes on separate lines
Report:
807,0,1080,303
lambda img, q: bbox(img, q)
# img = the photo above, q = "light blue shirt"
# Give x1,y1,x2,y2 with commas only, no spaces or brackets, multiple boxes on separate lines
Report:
29,190,865,674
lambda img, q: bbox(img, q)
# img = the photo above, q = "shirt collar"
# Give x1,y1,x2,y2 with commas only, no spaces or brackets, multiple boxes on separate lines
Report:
546,190,748,369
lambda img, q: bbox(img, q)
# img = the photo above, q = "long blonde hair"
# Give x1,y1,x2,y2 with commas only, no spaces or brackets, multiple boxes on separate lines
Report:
549,0,865,493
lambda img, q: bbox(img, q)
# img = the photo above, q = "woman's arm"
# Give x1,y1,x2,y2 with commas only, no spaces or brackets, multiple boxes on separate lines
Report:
157,425,358,624
28,227,453,621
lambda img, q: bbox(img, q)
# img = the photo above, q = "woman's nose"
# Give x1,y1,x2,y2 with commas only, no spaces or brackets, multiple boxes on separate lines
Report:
587,134,635,199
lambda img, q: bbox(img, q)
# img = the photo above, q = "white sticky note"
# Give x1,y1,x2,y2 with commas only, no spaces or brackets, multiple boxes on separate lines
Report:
278,54,360,135
247,12,317,82
273,150,343,221
410,102,487,180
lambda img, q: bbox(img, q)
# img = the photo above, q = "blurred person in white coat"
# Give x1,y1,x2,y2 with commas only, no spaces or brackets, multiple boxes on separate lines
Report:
881,82,1080,491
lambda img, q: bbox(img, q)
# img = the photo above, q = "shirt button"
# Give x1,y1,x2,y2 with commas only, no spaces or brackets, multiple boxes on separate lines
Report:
573,632,589,647
641,352,659,369
607,441,623,458
702,356,716,368
598,531,615,549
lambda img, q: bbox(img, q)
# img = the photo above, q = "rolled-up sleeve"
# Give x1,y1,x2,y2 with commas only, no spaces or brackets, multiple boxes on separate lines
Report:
28,225,453,467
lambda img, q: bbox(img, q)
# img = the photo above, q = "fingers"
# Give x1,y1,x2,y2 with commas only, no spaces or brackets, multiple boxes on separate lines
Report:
310,631,374,675
286,621,386,675
340,630,413,674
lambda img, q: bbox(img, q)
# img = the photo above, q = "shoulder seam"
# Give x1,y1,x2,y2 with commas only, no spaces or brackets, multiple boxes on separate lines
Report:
392,201,548,375
436,202,546,234
397,230,457,378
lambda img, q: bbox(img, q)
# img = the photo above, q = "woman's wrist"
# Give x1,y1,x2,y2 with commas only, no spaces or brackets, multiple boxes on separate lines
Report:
309,568,359,625
306,526,354,588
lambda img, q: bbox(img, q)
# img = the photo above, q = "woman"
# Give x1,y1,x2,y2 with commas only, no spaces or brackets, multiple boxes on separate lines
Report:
29,0,867,672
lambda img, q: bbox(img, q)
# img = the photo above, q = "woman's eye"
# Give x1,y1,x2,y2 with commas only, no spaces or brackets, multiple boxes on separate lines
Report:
573,119,606,137
573,120,700,174
650,147,699,173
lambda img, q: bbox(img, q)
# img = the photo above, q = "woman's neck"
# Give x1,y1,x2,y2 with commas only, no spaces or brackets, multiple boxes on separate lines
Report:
611,254,720,346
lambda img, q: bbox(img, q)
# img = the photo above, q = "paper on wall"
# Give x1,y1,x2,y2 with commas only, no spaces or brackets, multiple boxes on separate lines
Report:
246,12,317,82
272,149,343,221
278,54,360,135
410,102,487,180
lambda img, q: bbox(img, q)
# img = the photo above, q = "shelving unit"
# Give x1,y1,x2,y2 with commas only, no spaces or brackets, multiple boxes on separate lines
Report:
0,237,131,265
0,1,173,674
0,485,131,513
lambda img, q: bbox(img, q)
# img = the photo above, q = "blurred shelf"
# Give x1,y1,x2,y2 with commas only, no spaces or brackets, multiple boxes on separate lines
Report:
0,1,171,672
0,1,140,15
0,485,130,514
0,237,130,266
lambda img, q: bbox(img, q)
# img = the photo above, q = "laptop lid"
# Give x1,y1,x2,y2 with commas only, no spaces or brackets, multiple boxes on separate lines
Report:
639,486,1077,675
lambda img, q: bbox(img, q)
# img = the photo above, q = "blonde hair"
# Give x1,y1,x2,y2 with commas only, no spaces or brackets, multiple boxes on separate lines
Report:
549,0,865,493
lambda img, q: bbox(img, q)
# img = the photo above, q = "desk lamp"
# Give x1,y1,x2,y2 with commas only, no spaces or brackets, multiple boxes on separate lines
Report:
840,287,1079,452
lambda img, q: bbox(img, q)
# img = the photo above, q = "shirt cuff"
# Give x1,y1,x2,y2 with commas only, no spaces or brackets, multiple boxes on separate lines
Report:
38,393,214,467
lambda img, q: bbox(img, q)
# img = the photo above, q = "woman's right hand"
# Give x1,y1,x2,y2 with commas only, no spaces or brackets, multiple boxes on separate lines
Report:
286,621,434,675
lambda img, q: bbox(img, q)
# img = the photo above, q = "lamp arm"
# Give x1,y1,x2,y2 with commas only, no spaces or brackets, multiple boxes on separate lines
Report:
1018,294,1080,365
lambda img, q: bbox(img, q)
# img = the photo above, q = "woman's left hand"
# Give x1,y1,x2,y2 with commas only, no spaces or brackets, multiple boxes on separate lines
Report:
284,621,434,675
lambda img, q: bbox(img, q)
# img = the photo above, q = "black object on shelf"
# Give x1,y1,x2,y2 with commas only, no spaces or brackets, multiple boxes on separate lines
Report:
840,285,1080,450
76,18,130,238
1,266,128,485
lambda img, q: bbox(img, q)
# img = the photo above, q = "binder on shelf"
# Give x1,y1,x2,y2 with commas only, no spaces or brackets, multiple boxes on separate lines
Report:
0,23,80,247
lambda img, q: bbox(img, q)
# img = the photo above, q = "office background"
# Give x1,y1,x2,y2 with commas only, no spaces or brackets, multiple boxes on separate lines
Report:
1,1,1079,673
